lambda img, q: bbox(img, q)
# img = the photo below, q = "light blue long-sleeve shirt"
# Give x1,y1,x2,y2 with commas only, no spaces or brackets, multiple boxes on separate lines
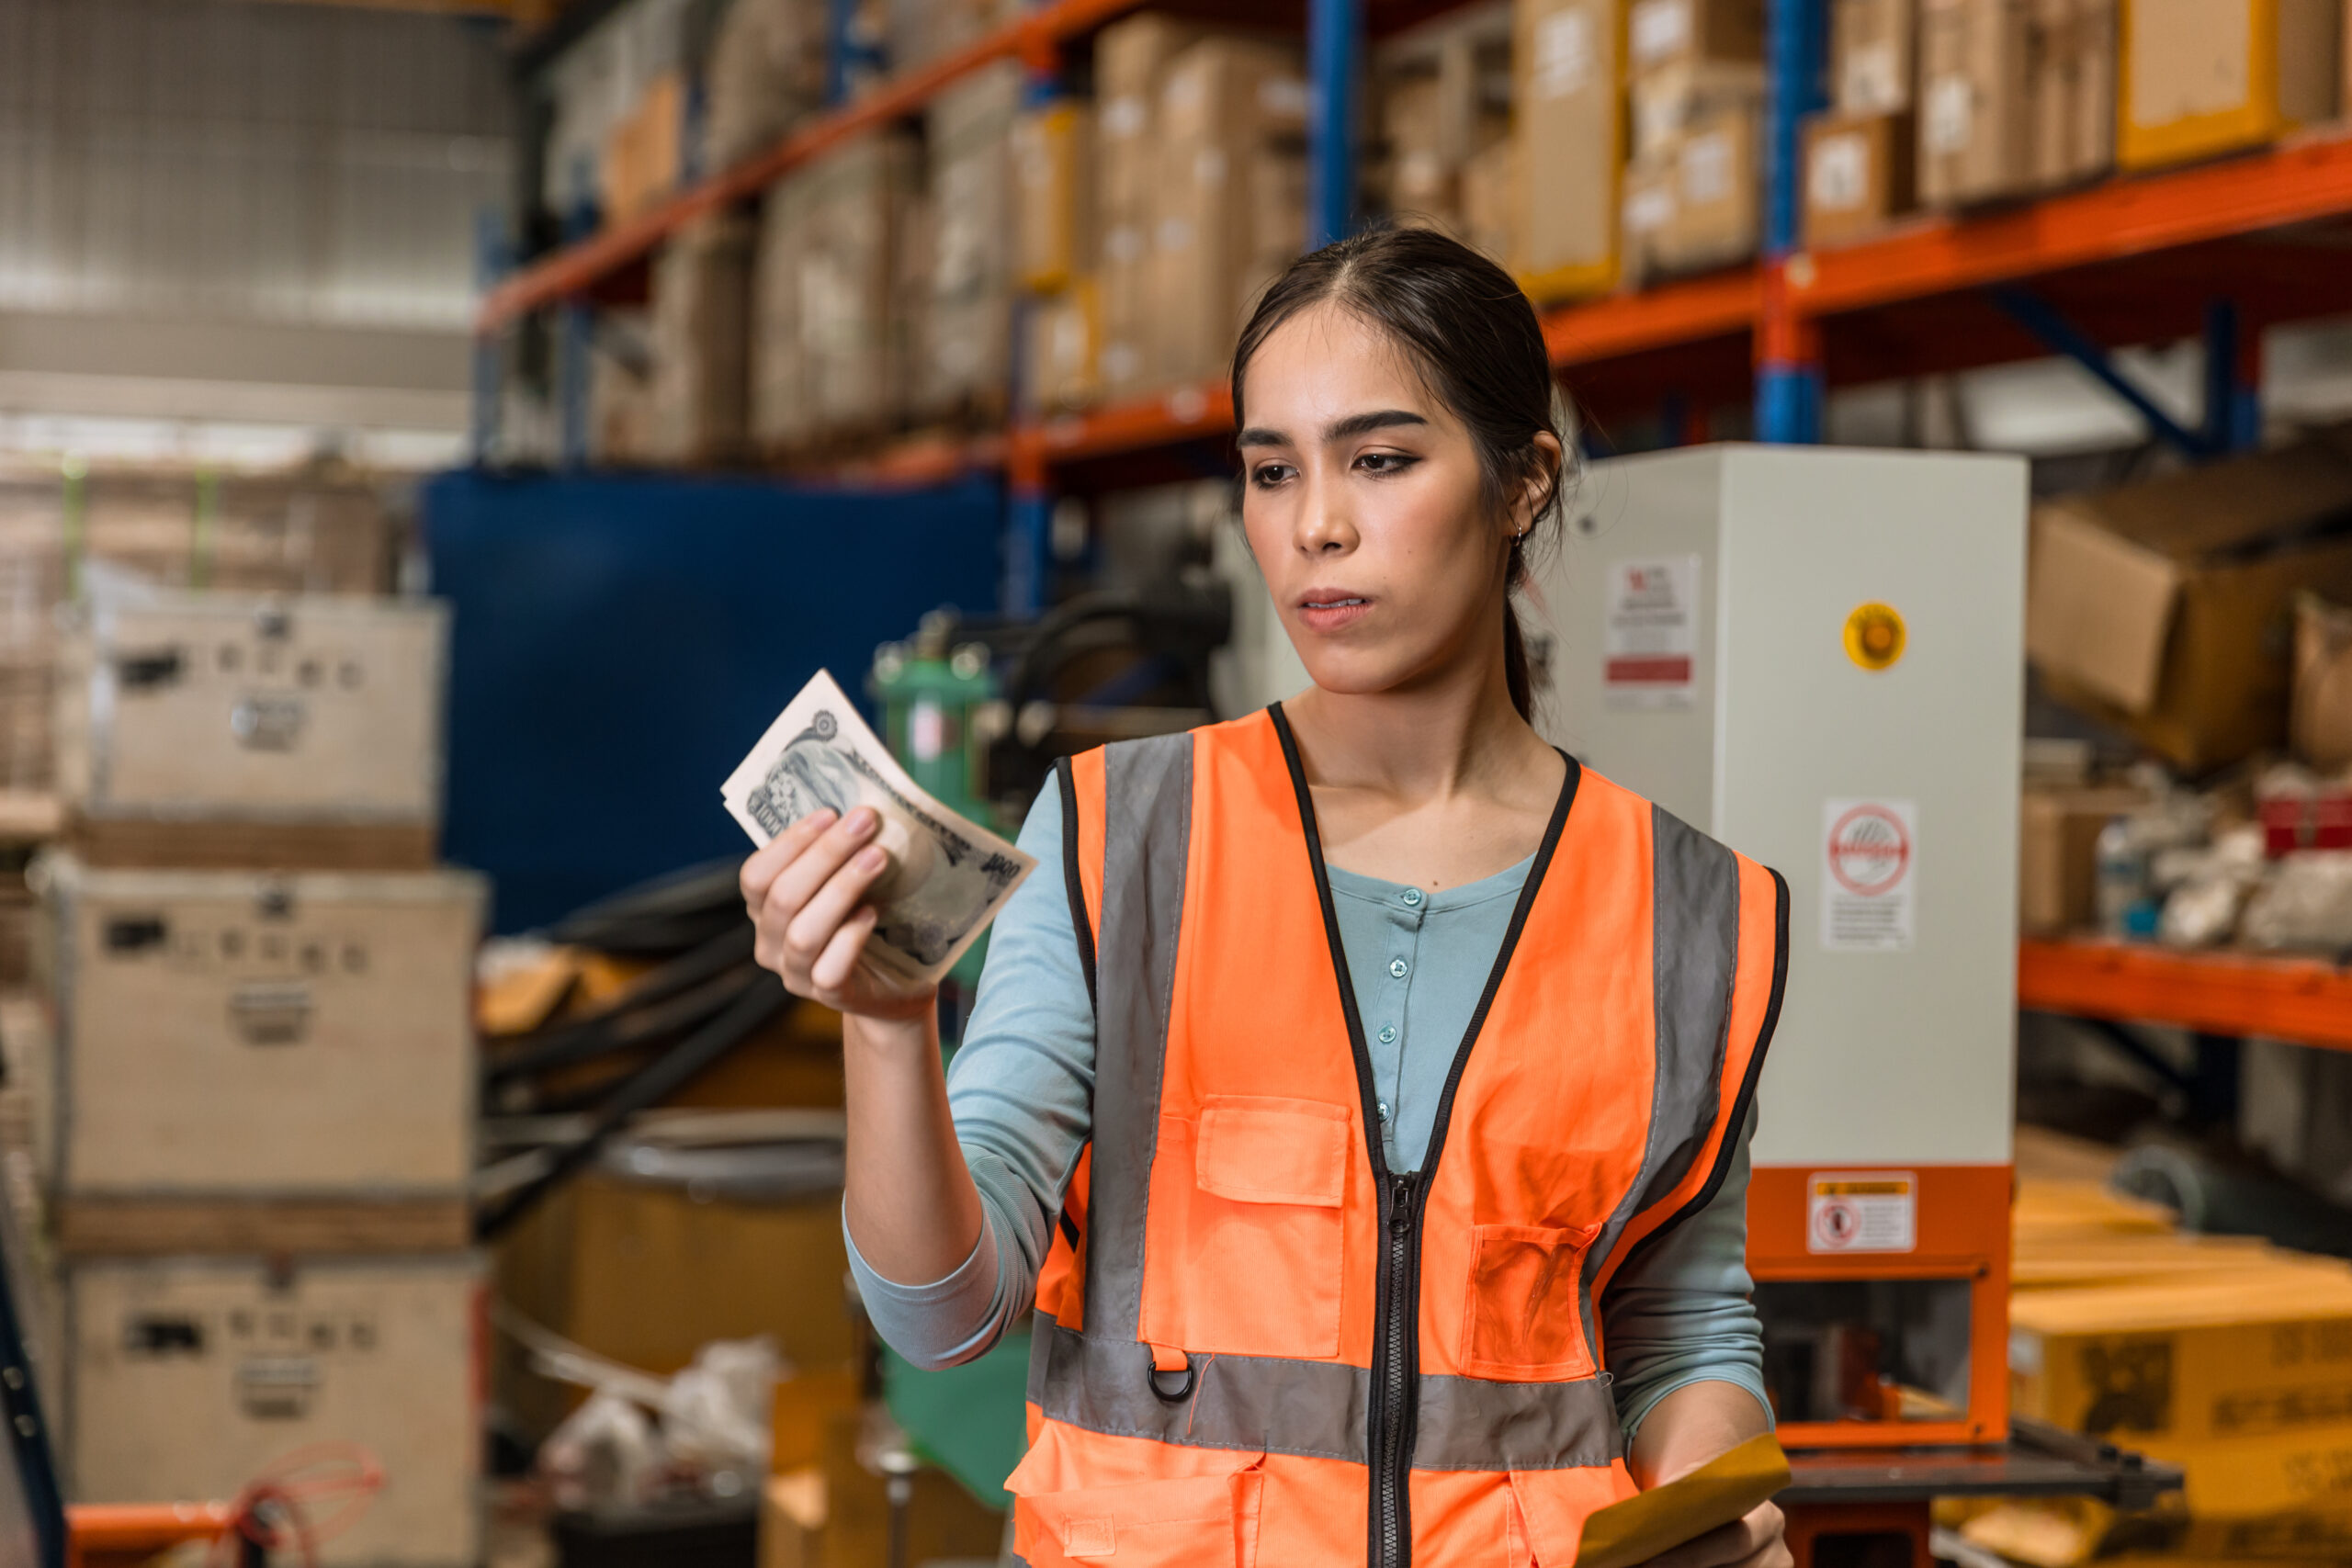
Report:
848,782,1769,1439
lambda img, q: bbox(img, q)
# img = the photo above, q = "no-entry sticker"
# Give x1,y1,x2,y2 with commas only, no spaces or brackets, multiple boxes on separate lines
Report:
1822,797,1915,952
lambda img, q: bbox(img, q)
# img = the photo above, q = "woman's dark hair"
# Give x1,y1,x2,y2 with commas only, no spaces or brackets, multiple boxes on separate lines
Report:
1229,223,1571,722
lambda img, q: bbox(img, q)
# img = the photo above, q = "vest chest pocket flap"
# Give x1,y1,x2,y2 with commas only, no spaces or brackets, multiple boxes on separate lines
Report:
1159,1094,1351,1360
1012,1461,1268,1568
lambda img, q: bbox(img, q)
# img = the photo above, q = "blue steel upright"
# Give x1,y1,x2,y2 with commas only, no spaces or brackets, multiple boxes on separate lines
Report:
1306,0,1362,249
1756,0,1828,444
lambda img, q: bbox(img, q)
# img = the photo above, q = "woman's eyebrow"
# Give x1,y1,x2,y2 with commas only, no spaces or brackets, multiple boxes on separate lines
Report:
1236,426,1287,448
1324,409,1428,441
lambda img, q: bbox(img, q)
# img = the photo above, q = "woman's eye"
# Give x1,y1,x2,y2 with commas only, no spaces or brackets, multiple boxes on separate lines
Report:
1356,451,1418,475
1250,463,1294,488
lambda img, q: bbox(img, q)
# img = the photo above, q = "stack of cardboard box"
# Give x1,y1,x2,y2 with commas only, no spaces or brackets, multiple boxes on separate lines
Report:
1618,0,1766,284
1093,14,1215,402
701,0,829,174
1088,17,1308,401
600,71,684,223
2118,0,2339,173
649,216,754,466
1804,0,1920,245
1015,93,1100,414
1371,8,1514,254
27,578,483,1568
1150,37,1311,388
750,130,925,456
2006,1149,2352,1559
1512,0,1625,300
918,62,1022,425
1917,0,2118,208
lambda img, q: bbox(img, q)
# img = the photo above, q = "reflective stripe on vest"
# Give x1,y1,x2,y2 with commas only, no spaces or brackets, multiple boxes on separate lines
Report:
1012,710,1789,1568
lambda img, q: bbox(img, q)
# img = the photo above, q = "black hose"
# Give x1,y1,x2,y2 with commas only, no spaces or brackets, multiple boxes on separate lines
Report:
474,974,792,1240
483,927,758,1087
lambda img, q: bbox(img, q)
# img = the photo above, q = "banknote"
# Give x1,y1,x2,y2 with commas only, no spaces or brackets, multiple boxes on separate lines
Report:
722,669,1035,987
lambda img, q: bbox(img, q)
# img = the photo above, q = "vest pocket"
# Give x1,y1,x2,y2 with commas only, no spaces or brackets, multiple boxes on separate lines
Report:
1177,1095,1351,1359
1507,1461,1641,1566
1463,1222,1602,1380
1017,1464,1267,1568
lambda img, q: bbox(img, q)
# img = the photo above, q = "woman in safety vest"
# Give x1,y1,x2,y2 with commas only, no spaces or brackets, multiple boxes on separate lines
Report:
743,224,1791,1568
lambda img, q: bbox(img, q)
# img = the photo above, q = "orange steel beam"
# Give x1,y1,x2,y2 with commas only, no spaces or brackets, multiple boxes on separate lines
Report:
1539,269,1762,367
2018,938,2352,1054
1010,383,1236,468
1794,132,2352,319
68,1503,237,1568
478,0,1152,329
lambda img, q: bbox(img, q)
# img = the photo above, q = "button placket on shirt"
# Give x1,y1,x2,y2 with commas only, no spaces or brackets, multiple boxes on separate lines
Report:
1372,886,1425,1163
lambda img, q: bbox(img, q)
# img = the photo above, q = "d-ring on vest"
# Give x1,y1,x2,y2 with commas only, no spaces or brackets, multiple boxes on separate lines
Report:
1007,706,1788,1568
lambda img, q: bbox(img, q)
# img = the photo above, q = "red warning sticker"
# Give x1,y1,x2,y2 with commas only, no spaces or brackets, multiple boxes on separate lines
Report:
1602,556,1699,708
1822,798,1915,951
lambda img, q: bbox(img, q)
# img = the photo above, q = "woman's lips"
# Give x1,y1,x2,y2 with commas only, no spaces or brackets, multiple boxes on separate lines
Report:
1298,594,1374,633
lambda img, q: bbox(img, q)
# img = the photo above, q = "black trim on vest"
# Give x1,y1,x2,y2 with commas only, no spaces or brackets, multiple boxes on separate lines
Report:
1057,755,1099,1017
1268,702,1580,1568
1610,867,1792,1281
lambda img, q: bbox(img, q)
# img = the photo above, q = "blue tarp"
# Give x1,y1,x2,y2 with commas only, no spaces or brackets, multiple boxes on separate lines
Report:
422,468,1002,932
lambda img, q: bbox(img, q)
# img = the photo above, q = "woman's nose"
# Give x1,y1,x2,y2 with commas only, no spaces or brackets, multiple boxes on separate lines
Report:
1295,468,1356,555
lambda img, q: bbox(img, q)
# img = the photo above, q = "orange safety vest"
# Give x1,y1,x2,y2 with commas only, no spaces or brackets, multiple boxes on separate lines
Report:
1007,706,1787,1568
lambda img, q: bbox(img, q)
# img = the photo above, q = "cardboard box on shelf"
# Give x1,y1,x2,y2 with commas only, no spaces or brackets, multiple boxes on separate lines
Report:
753,172,818,456
1918,0,2037,206
2010,1265,2352,1443
1803,107,1917,245
2120,0,2342,171
650,217,753,466
1631,59,1768,158
601,71,684,223
1834,0,1917,113
1013,98,1095,295
1149,37,1309,387
701,0,827,172
1026,278,1101,414
2026,427,2352,770
2030,0,2119,186
52,590,447,853
32,854,481,1231
920,63,1022,421
817,1405,1007,1568
2018,783,2154,933
64,1251,482,1568
1514,0,1624,301
1461,133,1522,263
1093,13,1224,400
1630,96,1761,279
2293,592,2352,772
1374,31,1514,232
799,131,923,438
761,1469,828,1568
1628,0,1765,74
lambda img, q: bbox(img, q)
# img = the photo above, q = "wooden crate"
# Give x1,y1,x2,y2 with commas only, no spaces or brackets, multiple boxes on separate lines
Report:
53,590,446,832
63,1251,481,1568
32,854,481,1207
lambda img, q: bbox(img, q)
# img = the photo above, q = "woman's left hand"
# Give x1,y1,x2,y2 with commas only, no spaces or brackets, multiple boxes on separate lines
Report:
1626,1382,1791,1568
1636,1501,1790,1568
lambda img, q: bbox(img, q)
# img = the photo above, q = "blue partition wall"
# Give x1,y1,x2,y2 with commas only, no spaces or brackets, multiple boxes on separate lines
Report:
422,469,1003,932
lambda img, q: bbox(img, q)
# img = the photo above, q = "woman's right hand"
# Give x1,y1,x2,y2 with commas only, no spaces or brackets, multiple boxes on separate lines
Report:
741,805,939,1022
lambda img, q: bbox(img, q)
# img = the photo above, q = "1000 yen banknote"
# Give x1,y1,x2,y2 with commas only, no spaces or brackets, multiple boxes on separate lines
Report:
722,669,1035,987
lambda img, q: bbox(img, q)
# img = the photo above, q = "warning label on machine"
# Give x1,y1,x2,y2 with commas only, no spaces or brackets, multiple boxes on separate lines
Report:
1602,556,1699,707
1807,1172,1917,1253
1821,797,1916,952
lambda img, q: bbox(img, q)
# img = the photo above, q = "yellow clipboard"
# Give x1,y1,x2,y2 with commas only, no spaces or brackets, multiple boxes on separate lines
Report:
1574,1433,1792,1568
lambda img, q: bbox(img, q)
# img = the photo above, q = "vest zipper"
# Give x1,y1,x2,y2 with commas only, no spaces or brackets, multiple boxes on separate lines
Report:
1374,1171,1420,1568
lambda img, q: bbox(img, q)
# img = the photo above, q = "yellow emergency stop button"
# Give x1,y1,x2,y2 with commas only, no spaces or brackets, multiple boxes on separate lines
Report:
1844,602,1906,671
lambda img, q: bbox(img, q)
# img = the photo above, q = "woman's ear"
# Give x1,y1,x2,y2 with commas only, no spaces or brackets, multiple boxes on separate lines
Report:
1516,432,1566,534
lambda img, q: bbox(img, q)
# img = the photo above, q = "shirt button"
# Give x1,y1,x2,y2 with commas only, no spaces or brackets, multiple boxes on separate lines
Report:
1401,888,1423,908
1378,1023,1397,1044
1376,1100,1392,1122
1389,957,1409,979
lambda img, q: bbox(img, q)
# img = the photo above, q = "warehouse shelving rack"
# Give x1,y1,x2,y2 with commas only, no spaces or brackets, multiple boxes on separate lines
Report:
477,0,2352,1048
